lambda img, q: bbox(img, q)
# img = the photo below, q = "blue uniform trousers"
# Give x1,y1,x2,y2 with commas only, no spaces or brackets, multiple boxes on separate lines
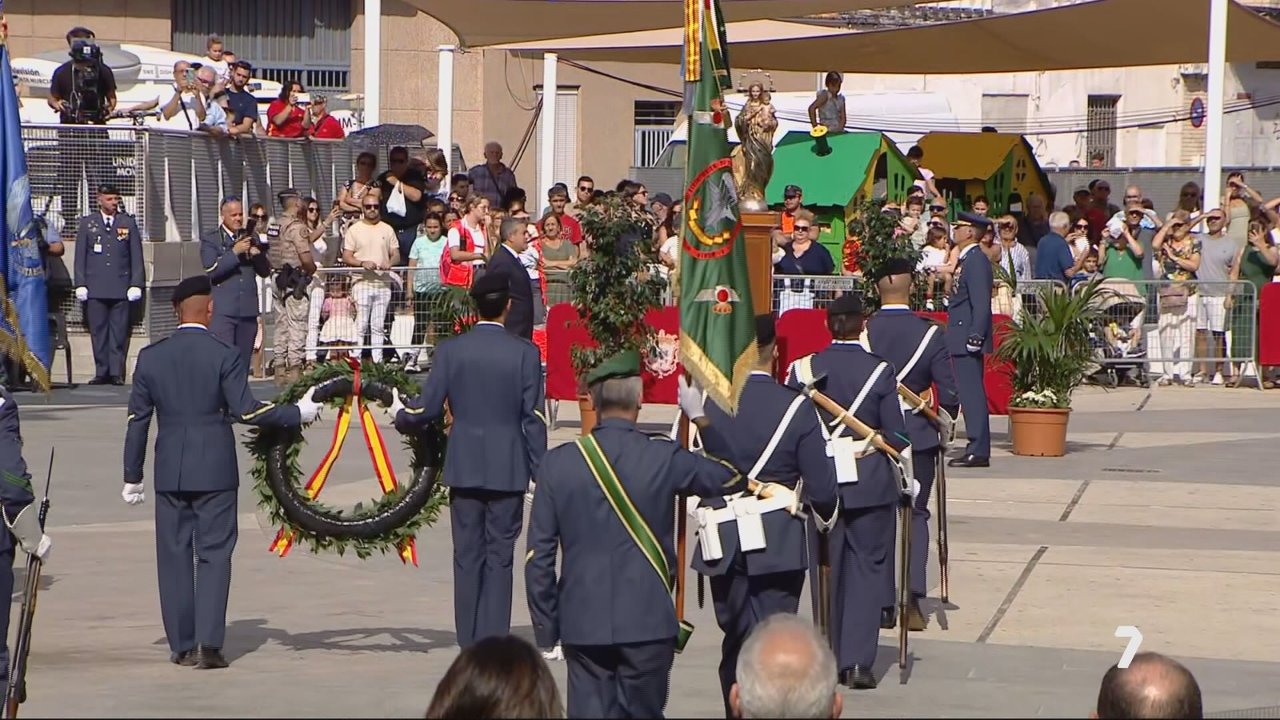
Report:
565,639,676,719
0,546,14,683
884,447,938,602
833,503,895,670
85,298,130,379
210,314,258,367
953,353,990,457
155,490,238,653
709,552,805,715
448,487,524,648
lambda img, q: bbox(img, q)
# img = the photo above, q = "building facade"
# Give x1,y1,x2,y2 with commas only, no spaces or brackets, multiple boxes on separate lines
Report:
9,0,1280,194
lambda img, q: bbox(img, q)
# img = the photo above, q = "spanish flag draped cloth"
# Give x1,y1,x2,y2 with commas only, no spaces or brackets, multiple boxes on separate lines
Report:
269,358,418,565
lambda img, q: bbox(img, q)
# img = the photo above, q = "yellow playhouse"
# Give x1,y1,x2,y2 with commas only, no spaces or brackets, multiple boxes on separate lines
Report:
915,132,1052,215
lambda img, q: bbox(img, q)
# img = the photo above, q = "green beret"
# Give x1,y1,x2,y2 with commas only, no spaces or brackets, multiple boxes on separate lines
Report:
586,349,642,386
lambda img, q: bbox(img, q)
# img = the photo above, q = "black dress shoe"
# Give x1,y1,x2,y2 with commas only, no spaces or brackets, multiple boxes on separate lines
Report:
196,648,229,669
110,376,125,386
841,665,877,690
948,454,990,468
170,650,197,666
87,376,109,385
879,607,896,630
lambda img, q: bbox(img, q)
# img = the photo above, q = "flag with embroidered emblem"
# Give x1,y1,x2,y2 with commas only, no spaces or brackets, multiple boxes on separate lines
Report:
679,0,754,415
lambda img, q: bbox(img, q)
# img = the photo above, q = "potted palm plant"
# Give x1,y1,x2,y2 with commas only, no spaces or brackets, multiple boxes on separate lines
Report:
566,194,668,434
996,280,1103,456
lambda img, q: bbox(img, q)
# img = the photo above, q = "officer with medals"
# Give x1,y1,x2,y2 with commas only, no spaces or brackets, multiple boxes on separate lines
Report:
866,258,960,630
785,293,909,690
946,212,994,468
0,386,53,689
123,275,319,668
73,183,144,385
391,273,547,650
691,313,838,715
524,351,747,719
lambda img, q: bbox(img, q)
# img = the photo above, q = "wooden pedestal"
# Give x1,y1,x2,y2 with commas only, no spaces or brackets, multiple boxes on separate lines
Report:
741,211,778,315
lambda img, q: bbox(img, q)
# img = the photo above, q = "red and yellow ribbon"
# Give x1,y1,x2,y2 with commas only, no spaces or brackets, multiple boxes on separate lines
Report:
269,357,418,565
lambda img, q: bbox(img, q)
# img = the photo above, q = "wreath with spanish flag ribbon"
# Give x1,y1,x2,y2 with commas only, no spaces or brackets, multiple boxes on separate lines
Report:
245,357,449,560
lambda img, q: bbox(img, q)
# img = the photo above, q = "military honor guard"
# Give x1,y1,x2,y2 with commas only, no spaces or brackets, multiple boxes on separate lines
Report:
785,293,910,690
866,259,960,628
123,276,318,668
946,212,995,468
691,314,839,715
390,273,547,649
524,351,748,719
201,197,272,364
0,388,53,686
73,184,144,385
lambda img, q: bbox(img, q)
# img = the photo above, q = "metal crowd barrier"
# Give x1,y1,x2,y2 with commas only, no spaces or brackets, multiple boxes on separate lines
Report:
768,273,1068,317
1078,279,1261,389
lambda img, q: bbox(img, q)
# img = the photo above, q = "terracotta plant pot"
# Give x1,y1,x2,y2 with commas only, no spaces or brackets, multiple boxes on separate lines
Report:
1008,406,1071,457
577,393,597,436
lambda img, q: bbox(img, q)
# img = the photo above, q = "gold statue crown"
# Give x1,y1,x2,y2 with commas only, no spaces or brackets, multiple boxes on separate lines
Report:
737,69,774,93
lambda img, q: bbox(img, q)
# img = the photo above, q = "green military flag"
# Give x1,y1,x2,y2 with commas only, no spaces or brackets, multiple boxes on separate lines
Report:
678,0,756,415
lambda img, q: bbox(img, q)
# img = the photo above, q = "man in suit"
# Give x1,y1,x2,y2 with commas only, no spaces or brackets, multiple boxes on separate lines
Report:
946,212,994,468
785,293,910,690
484,217,535,340
123,275,319,668
74,184,144,385
0,387,54,689
866,258,960,630
201,197,271,365
390,272,546,648
525,350,747,719
693,314,839,715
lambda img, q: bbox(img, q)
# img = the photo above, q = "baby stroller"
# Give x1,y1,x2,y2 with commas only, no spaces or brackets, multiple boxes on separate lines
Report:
1087,280,1148,387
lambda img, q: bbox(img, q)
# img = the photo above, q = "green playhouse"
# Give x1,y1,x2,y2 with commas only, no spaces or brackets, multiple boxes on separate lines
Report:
765,131,920,262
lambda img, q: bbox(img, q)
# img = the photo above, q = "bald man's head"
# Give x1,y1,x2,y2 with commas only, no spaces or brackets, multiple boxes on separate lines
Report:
176,294,214,326
1095,652,1202,719
877,273,913,304
731,614,841,719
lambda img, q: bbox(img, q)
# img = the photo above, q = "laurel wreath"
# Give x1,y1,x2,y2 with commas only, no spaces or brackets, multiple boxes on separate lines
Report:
244,360,450,559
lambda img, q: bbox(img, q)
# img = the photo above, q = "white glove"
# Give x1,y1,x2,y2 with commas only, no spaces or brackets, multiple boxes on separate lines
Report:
525,481,536,507
122,482,146,505
813,499,840,534
965,341,982,354
541,643,564,662
677,376,706,422
387,388,406,418
126,286,142,302
938,407,958,448
296,386,321,424
74,287,88,302
5,505,51,560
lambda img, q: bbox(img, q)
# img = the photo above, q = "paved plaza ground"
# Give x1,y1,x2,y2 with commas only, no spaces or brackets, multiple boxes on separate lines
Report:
5,380,1279,717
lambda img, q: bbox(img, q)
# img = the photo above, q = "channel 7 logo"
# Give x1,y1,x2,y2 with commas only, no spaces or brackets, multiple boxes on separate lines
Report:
1115,626,1143,668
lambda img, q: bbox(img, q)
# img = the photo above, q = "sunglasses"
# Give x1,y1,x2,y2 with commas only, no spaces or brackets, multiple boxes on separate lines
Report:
1182,191,1199,197
794,225,811,232
307,207,319,212
1074,223,1089,230
251,213,268,220
362,204,380,210
578,185,593,192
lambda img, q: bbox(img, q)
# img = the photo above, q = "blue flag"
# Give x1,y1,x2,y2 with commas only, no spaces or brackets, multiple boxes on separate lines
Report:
0,27,52,390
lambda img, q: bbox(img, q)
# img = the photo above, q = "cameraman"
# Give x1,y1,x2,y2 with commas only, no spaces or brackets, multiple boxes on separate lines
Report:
48,27,118,239
201,198,270,365
47,27,117,124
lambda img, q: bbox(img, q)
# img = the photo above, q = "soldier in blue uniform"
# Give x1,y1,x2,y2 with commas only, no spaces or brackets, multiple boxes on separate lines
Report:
692,313,839,715
785,293,910,690
866,258,960,629
0,387,53,688
946,212,994,468
524,350,748,719
390,273,547,649
123,275,318,669
202,197,271,364
73,184,144,385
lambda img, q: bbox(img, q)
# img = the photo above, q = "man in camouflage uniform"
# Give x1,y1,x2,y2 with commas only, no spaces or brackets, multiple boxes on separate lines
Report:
267,188,316,385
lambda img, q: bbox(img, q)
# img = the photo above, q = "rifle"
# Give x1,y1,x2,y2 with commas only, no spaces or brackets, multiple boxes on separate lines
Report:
6,448,53,719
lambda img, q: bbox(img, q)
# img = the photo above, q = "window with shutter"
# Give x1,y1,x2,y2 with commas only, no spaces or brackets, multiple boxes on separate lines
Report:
535,88,580,189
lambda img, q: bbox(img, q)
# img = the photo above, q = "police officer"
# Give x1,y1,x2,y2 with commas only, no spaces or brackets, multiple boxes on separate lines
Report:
201,197,271,365
524,351,747,719
693,313,838,715
785,293,909,690
0,386,53,688
390,273,547,649
268,188,317,386
73,184,143,385
866,258,960,629
947,212,994,468
123,275,319,668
